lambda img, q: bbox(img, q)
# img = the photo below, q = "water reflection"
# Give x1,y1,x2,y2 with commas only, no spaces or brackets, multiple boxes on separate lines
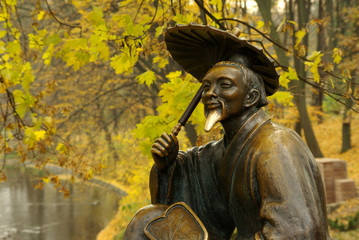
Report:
0,167,123,240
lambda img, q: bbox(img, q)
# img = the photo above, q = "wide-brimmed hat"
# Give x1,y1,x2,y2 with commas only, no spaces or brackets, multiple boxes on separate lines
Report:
164,24,279,96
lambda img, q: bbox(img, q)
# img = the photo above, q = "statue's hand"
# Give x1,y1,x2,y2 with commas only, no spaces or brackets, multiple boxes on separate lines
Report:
151,132,179,170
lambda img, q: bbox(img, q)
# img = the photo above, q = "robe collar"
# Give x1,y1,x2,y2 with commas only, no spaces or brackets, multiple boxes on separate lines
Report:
219,109,271,201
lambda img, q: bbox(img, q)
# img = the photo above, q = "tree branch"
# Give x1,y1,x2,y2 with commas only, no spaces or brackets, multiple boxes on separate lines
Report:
45,0,82,36
193,0,226,29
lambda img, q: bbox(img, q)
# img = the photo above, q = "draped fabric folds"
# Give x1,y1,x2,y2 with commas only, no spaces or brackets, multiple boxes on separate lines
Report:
150,110,330,240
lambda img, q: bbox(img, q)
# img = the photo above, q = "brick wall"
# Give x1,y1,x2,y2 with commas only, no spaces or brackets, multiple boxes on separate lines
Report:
316,158,357,204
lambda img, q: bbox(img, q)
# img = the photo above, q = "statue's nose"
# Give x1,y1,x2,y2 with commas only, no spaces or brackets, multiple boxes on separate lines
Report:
205,85,218,99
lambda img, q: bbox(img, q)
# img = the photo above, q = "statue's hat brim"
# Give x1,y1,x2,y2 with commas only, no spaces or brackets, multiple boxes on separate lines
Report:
164,24,279,96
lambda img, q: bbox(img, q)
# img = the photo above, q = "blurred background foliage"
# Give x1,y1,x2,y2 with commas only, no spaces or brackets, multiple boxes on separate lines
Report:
0,0,358,239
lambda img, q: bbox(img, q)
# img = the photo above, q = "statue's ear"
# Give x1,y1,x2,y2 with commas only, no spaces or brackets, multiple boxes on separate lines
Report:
244,89,260,108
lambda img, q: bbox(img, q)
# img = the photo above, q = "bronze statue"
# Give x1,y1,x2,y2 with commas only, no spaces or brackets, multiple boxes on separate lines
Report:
124,24,330,240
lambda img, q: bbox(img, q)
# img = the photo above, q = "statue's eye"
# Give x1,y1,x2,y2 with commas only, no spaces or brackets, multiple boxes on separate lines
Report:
220,79,233,88
203,82,211,91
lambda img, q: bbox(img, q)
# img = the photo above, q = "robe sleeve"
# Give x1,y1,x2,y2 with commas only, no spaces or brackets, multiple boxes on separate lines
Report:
252,130,329,240
150,151,189,205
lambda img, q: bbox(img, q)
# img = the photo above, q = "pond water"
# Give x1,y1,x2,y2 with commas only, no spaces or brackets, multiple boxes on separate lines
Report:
0,166,124,240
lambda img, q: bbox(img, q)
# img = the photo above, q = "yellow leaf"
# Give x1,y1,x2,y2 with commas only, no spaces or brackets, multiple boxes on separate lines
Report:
43,177,50,183
276,17,286,32
111,53,131,74
268,91,294,106
307,51,322,61
0,85,6,93
287,20,298,27
294,29,306,48
37,11,45,20
332,48,342,64
56,143,67,154
155,26,163,38
279,71,289,88
87,7,104,26
34,130,46,141
166,71,182,80
287,67,299,80
0,30,6,39
136,70,156,86
210,0,223,10
256,20,264,30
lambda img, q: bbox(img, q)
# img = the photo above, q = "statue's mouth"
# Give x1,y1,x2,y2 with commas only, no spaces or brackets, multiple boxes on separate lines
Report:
206,101,222,110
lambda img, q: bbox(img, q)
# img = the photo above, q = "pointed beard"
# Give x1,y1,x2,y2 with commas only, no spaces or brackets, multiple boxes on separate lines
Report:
204,109,222,132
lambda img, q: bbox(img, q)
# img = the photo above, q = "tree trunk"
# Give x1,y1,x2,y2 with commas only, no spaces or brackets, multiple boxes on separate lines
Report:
312,0,325,123
295,0,324,157
339,0,355,153
341,73,356,153
255,0,289,67
341,113,351,153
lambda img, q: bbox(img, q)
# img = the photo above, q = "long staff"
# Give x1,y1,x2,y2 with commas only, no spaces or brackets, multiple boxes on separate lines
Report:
171,85,204,136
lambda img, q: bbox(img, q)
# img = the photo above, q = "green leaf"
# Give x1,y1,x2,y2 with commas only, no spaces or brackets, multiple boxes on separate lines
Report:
56,143,68,154
46,33,61,45
12,89,27,118
6,41,21,56
64,38,87,50
173,13,194,24
21,62,34,90
42,44,54,65
136,70,156,86
88,7,105,26
125,24,144,38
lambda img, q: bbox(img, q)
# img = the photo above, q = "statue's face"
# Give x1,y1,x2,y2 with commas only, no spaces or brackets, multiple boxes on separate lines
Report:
202,65,246,131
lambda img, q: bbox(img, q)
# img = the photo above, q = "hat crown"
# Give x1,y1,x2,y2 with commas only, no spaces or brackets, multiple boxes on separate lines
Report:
164,24,279,96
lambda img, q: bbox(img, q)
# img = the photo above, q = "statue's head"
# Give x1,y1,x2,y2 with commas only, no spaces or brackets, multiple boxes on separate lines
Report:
164,24,280,131
201,55,268,131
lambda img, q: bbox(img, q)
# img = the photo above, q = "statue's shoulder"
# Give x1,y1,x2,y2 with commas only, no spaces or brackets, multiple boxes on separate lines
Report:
252,120,314,160
257,120,301,141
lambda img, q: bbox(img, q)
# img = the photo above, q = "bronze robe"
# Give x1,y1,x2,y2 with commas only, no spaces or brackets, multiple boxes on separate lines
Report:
150,109,330,240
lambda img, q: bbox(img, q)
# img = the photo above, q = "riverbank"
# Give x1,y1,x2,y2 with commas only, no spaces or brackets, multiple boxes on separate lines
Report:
3,158,127,198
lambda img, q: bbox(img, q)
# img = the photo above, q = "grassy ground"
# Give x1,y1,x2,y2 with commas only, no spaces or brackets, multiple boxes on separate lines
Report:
314,113,359,240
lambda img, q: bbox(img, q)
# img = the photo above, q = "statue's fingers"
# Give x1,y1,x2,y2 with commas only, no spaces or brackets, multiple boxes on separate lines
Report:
151,146,165,158
155,137,171,150
162,132,174,148
170,133,178,148
152,142,169,157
